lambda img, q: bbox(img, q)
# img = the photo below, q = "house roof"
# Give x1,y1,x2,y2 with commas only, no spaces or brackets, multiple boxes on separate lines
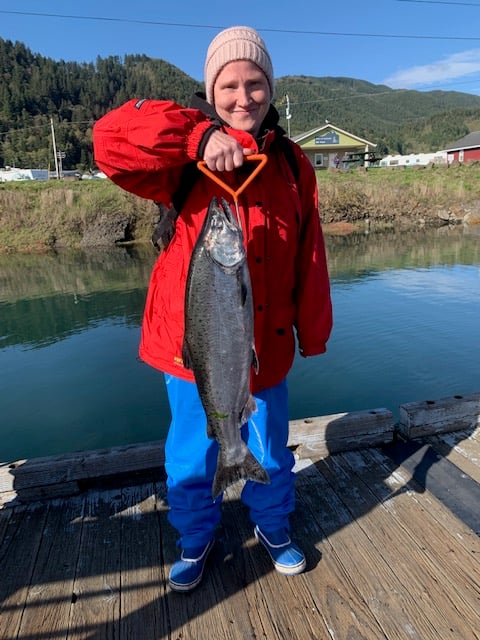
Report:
444,131,480,152
292,123,376,147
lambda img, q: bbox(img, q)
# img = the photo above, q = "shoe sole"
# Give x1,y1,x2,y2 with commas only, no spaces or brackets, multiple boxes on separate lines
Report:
271,556,306,575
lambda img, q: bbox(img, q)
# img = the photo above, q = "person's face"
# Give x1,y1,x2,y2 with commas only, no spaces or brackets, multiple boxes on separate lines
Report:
213,60,271,137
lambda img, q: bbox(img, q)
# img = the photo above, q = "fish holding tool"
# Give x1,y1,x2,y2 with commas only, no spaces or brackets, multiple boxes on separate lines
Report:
196,154,268,229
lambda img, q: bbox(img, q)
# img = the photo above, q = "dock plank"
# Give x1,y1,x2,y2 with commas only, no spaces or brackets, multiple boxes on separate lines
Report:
329,448,480,639
68,488,122,639
0,507,12,548
160,482,286,640
159,491,220,640
292,461,392,640
0,504,49,640
119,484,166,640
208,510,280,639
426,426,480,484
365,446,480,565
299,457,444,639
384,439,480,535
292,461,389,639
222,482,327,640
13,496,84,640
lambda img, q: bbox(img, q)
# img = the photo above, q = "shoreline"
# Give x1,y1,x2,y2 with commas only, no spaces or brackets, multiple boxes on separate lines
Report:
1,164,480,253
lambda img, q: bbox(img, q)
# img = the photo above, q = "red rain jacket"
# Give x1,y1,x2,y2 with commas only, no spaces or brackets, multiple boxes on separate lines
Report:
93,98,332,393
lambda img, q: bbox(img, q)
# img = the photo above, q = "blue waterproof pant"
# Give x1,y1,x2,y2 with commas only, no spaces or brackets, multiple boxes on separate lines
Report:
164,374,296,549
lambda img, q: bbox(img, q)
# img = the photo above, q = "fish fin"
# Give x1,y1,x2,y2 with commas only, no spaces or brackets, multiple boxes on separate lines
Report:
212,443,270,498
236,269,249,306
240,394,257,425
251,347,259,374
240,280,248,306
207,423,215,439
181,339,193,370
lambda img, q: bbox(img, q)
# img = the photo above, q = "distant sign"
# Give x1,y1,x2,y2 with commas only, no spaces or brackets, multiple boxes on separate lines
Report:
315,132,339,145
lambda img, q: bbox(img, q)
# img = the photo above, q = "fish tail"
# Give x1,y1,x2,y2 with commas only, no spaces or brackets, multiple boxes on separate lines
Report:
212,445,270,499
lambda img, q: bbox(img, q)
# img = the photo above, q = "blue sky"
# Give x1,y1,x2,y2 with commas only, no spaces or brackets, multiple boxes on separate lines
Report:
2,0,480,95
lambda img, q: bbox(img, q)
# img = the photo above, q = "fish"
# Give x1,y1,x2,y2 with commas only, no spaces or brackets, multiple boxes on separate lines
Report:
182,196,270,498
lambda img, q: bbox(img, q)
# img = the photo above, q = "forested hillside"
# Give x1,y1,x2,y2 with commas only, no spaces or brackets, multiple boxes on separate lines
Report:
0,39,202,170
275,76,480,155
2,37,480,170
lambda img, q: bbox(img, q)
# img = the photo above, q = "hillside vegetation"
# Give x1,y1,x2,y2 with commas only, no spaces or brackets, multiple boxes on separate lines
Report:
2,37,480,171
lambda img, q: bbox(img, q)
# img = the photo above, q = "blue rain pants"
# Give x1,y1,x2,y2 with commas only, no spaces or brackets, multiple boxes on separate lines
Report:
164,374,296,549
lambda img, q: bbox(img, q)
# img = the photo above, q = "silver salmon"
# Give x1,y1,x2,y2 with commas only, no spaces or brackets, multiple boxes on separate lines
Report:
182,196,270,498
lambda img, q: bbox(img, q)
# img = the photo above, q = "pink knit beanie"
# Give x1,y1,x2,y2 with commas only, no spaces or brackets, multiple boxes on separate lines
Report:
204,26,274,104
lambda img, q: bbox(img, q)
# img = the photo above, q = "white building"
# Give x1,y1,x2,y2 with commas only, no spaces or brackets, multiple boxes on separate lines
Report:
379,151,447,168
0,167,49,182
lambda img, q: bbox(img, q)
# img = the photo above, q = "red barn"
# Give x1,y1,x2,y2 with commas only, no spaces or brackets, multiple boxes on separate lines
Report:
444,131,480,163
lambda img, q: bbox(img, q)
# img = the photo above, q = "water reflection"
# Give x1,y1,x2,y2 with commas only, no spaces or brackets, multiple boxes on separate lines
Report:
1,228,479,461
0,245,155,303
0,246,156,349
325,226,480,283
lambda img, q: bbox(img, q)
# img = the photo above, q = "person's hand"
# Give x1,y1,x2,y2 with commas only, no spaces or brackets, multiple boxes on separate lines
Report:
203,130,255,172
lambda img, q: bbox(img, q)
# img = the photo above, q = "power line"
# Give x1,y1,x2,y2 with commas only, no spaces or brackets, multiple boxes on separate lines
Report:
2,10,480,42
397,1,480,6
0,10,221,29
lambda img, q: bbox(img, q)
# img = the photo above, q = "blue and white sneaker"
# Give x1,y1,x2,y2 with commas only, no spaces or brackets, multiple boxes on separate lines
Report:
254,525,306,575
168,539,214,592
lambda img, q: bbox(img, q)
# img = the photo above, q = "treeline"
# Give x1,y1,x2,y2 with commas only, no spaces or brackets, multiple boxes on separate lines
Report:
2,37,480,170
0,38,201,169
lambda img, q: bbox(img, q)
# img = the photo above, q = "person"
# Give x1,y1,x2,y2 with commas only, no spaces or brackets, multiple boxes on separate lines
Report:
93,25,332,592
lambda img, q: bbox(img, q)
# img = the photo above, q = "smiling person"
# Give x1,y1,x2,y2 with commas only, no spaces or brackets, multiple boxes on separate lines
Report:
93,26,332,592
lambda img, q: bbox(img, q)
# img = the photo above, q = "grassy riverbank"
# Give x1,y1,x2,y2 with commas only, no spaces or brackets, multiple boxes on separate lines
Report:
1,163,480,252
0,179,156,252
317,162,480,229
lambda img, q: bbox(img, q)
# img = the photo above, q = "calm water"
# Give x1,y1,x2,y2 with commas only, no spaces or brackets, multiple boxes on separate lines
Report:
1,227,479,462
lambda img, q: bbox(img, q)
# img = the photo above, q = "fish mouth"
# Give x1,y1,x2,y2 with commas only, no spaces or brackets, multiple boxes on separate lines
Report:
219,197,236,225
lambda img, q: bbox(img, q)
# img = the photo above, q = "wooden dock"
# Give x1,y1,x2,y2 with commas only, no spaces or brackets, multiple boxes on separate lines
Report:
0,393,479,639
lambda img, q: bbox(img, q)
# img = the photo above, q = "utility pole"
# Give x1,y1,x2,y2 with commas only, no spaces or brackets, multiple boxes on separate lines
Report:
50,117,59,179
285,94,292,138
57,151,66,178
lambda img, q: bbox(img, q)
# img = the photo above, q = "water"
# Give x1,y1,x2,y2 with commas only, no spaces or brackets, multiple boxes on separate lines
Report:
1,227,479,462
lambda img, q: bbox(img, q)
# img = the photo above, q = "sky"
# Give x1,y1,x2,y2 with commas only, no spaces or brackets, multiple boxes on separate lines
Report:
2,0,480,96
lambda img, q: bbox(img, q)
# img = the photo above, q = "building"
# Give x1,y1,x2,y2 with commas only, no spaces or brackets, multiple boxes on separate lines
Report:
443,131,480,164
0,167,101,181
0,167,48,182
379,151,447,168
292,124,377,169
